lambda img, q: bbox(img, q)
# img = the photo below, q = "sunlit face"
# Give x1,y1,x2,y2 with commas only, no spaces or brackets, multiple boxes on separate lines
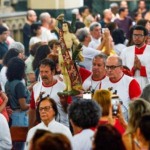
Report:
91,26,101,39
39,65,54,85
132,30,146,47
92,57,106,77
106,57,122,81
62,23,69,32
29,11,37,23
39,100,55,123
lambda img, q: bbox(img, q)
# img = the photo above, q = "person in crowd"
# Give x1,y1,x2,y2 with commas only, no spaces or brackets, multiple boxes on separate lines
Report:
29,22,42,49
100,9,113,28
110,3,119,22
76,28,101,70
137,19,150,33
29,58,68,129
132,12,142,25
0,25,9,70
136,113,150,150
25,42,42,87
101,55,141,120
5,57,30,150
9,41,25,60
68,99,102,150
93,89,127,134
114,7,132,39
112,28,126,56
140,84,150,103
133,0,148,18
92,124,126,150
122,98,150,150
105,22,118,36
26,96,72,150
0,91,9,122
88,22,102,49
82,53,109,93
34,132,72,150
32,44,51,80
0,113,12,150
23,10,37,56
0,49,19,91
39,12,55,42
121,25,150,90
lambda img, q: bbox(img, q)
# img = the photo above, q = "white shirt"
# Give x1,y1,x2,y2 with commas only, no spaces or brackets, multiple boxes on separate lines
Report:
0,114,12,150
71,129,94,150
25,119,72,150
0,66,7,91
89,37,101,49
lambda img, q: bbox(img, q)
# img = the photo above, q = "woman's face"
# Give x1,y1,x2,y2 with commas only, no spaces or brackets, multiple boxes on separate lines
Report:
39,100,55,123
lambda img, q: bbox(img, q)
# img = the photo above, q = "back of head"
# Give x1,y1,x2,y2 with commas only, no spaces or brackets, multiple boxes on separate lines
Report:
68,99,102,129
141,84,150,103
0,25,8,35
9,42,25,54
6,57,25,81
34,133,71,150
3,48,19,66
127,98,150,134
93,89,111,116
31,22,42,36
93,124,126,150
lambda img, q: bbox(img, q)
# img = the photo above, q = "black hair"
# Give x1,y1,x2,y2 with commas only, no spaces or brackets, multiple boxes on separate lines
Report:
6,57,25,81
68,99,101,129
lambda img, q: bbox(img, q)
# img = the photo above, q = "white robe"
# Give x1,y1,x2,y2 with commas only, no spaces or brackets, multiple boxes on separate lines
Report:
25,119,72,150
120,45,150,89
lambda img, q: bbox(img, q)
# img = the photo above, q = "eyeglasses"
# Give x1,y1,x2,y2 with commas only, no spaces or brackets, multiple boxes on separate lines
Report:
105,65,121,70
132,34,144,38
39,106,52,112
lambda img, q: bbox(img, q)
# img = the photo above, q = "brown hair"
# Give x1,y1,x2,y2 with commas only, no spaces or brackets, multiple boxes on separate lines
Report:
93,89,111,116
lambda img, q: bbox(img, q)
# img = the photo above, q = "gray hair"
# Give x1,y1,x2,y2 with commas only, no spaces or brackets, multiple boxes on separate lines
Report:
40,12,51,22
9,42,25,53
94,53,108,65
76,28,89,42
89,22,101,32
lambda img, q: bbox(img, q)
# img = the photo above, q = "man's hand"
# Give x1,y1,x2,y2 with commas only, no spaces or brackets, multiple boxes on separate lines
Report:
56,14,64,21
133,55,141,70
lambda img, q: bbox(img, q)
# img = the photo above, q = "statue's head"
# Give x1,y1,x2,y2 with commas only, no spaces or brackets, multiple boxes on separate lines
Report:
62,21,71,32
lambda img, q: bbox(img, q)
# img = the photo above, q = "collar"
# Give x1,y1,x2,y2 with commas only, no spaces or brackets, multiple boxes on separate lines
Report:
135,44,146,54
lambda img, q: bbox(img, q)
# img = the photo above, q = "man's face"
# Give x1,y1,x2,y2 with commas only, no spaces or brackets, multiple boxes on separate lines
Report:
132,30,146,47
39,65,54,85
29,11,37,23
106,57,122,80
122,8,128,17
62,23,69,32
0,31,9,42
92,57,105,77
39,100,55,123
90,26,101,39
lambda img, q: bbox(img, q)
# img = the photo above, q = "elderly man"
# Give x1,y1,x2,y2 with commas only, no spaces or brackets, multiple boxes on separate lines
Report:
121,25,150,90
29,58,68,128
101,55,141,119
68,99,102,150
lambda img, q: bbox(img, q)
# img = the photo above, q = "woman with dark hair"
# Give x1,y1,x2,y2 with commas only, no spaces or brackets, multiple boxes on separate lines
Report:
5,57,30,150
112,28,126,56
0,48,19,91
29,22,42,49
92,124,126,150
26,96,72,150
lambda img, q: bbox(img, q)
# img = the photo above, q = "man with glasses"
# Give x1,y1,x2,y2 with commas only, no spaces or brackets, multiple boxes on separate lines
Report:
121,25,150,89
101,55,141,119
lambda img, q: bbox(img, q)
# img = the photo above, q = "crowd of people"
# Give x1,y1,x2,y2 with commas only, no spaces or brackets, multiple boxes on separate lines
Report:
1,0,150,149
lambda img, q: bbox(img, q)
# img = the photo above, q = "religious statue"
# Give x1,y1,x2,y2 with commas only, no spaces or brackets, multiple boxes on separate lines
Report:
56,14,83,96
